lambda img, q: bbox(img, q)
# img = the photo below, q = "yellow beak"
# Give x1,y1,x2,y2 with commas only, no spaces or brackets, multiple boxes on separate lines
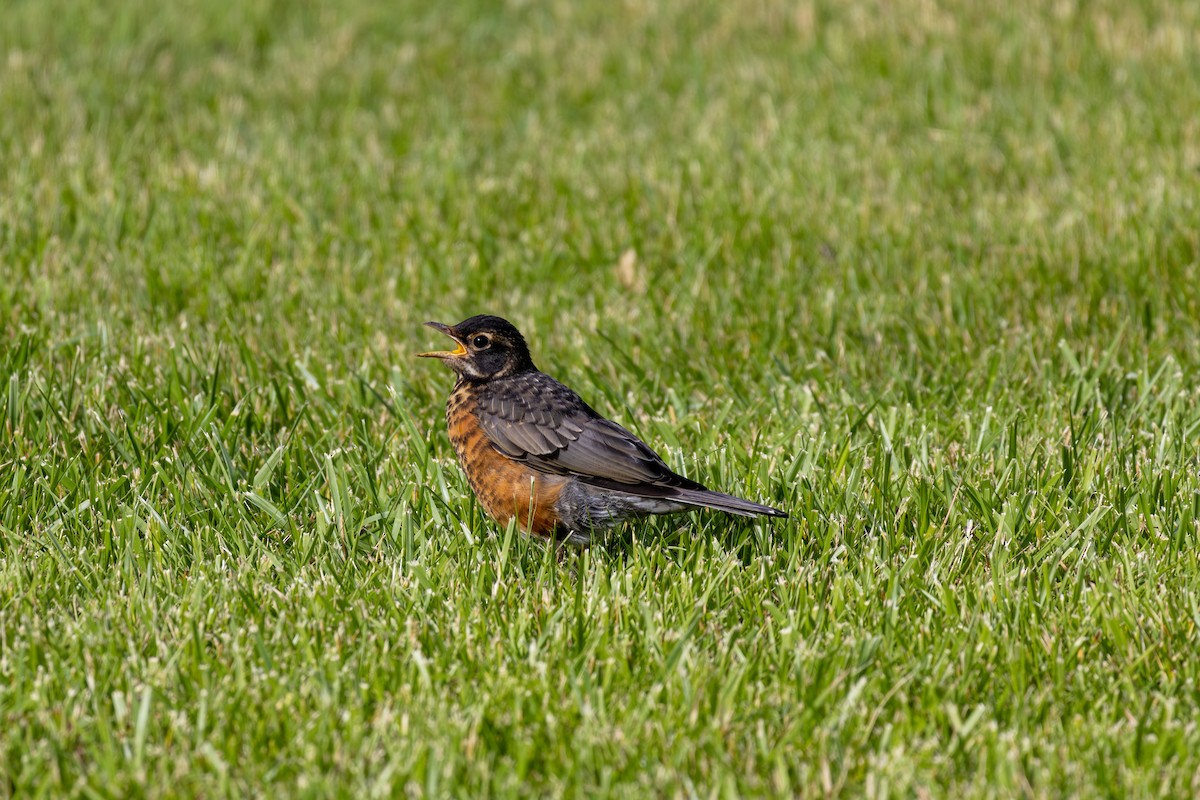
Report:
417,321,468,358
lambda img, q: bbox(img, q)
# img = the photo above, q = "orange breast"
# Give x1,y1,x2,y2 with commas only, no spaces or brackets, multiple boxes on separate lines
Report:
446,386,566,537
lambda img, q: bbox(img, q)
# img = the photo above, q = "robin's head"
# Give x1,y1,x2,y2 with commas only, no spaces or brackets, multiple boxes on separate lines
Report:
417,315,536,380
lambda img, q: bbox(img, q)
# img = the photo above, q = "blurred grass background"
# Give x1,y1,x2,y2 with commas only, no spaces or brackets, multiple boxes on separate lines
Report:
2,0,1200,796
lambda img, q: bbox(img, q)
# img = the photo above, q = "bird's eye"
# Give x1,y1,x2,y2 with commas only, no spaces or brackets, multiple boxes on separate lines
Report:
472,335,491,349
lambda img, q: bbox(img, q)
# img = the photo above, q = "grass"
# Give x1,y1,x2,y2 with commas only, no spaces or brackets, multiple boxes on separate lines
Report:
2,0,1200,795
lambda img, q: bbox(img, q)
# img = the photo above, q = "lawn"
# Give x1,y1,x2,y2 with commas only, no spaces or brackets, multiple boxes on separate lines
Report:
3,0,1200,796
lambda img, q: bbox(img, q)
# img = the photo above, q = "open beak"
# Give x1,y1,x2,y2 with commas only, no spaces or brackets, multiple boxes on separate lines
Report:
417,321,468,359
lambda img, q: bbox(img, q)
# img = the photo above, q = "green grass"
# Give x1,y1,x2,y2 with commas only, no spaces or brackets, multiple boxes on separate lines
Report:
3,0,1200,795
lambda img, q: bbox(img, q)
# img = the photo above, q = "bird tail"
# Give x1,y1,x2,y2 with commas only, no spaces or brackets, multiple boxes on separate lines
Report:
669,487,788,519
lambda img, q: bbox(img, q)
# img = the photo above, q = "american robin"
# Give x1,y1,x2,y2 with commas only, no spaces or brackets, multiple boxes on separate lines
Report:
418,315,787,544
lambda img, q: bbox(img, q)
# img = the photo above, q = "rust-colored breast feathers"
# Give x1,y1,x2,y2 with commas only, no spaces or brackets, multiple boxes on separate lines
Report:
446,382,566,537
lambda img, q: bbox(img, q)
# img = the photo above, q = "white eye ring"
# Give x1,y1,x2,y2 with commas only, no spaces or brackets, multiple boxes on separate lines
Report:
472,335,491,349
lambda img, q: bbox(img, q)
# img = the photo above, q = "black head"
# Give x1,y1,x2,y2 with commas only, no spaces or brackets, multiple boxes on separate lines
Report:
417,315,536,380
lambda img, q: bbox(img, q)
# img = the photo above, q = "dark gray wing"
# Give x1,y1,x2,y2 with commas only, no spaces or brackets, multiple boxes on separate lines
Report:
476,371,789,519
475,371,701,490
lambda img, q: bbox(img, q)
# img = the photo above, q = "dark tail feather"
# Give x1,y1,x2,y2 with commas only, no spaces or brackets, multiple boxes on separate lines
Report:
578,475,788,519
670,487,788,519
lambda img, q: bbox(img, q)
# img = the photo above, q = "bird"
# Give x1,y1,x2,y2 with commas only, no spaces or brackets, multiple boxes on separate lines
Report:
418,314,787,544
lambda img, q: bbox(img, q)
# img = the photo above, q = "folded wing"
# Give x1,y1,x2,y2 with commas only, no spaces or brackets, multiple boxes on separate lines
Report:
475,372,703,490
474,371,787,519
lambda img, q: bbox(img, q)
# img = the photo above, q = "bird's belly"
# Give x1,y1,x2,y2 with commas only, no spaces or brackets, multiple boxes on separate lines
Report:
447,401,566,537
553,482,689,533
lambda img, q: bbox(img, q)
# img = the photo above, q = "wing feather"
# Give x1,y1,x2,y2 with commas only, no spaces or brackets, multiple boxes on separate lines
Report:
476,372,697,490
